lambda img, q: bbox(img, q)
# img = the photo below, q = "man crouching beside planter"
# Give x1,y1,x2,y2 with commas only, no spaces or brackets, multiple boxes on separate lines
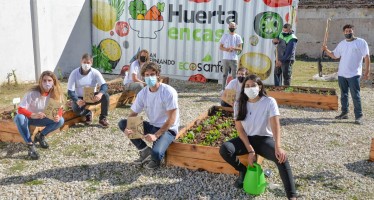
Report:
118,62,179,169
219,75,297,199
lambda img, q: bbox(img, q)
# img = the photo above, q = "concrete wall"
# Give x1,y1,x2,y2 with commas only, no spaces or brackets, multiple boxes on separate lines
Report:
0,0,91,84
297,8,374,58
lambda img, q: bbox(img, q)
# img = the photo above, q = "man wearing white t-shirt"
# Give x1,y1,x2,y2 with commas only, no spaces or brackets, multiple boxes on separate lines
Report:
221,67,248,107
322,24,370,125
219,22,243,90
67,53,110,127
118,62,179,169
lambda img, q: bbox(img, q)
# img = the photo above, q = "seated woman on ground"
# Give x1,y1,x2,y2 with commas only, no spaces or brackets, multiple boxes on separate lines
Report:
14,70,65,160
219,74,297,200
123,49,150,94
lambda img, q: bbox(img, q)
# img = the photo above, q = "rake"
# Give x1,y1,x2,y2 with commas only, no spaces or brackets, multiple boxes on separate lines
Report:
318,18,331,77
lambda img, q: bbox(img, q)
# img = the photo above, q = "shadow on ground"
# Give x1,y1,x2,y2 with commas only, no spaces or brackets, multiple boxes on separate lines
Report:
344,160,374,179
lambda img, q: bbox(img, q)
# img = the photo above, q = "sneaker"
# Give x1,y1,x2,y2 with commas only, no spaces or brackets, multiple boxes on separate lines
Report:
234,170,246,189
27,144,39,160
99,118,109,128
34,132,49,149
354,117,363,125
85,113,92,125
335,112,348,119
133,147,151,165
144,160,160,169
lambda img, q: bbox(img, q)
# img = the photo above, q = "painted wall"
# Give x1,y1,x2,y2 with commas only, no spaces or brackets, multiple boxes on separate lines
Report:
0,0,91,84
297,8,373,58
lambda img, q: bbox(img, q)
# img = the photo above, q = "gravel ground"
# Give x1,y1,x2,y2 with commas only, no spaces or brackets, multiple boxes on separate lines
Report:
0,78,373,200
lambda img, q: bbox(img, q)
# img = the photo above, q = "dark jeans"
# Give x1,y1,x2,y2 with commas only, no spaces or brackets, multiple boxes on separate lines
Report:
219,136,297,199
274,60,294,86
220,100,232,108
338,75,362,119
72,92,109,120
118,119,176,162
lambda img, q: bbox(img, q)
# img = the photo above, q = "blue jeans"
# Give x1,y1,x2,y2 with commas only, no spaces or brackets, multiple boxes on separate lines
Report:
338,75,362,119
14,114,65,143
118,119,175,162
274,60,294,86
72,92,109,120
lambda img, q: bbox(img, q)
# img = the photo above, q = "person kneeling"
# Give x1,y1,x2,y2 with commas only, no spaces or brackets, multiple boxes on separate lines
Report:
118,62,180,169
219,75,297,200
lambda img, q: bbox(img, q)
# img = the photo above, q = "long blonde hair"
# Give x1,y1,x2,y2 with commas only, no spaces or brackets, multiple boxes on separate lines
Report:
31,71,64,103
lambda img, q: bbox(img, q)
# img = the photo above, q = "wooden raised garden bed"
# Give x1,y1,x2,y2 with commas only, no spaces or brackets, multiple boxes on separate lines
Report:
166,106,263,175
266,86,338,110
370,138,374,162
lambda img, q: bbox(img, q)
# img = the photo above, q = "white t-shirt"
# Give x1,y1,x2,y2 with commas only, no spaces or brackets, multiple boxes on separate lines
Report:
19,90,50,113
220,33,243,60
131,83,180,134
123,60,143,85
67,68,106,97
234,96,279,137
333,38,369,78
225,78,243,101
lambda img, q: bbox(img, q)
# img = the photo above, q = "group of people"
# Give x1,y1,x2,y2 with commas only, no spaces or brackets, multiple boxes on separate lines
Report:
13,22,369,199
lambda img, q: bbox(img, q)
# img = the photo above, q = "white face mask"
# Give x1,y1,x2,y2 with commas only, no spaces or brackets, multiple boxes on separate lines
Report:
244,86,260,99
42,82,53,91
81,63,91,71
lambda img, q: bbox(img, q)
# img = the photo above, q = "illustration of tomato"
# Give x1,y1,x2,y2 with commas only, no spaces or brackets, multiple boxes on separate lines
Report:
263,0,292,8
115,21,129,37
188,74,206,83
189,0,211,3
244,0,251,2
254,12,283,39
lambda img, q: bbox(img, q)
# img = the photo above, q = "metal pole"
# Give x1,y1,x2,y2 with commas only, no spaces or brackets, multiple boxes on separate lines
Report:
31,0,41,82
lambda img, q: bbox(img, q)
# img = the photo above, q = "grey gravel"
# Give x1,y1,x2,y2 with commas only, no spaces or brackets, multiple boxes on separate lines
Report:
0,78,373,200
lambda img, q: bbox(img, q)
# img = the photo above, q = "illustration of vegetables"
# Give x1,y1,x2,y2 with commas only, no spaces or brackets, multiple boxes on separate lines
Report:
92,0,117,31
92,45,113,72
115,21,129,37
129,0,147,19
108,0,125,21
144,3,165,21
99,38,122,70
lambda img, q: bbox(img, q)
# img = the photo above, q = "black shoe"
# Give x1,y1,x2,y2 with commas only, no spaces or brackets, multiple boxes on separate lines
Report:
144,160,161,169
234,170,246,189
27,144,39,160
99,118,109,128
85,113,92,125
335,112,348,119
34,132,49,149
134,147,152,165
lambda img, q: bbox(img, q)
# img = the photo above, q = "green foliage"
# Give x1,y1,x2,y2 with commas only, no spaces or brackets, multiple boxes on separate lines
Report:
57,67,64,80
24,179,44,186
129,0,147,19
196,125,202,133
284,86,294,93
92,45,112,73
109,0,125,20
156,2,165,12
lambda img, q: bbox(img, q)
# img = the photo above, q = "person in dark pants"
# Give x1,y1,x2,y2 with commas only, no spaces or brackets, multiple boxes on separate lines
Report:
67,53,110,128
273,23,298,86
219,75,297,200
322,24,370,125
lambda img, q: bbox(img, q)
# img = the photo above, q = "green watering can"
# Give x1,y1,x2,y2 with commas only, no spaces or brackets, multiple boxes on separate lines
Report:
243,163,267,195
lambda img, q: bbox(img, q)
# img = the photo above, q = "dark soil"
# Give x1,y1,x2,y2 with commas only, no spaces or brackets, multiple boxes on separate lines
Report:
177,107,238,147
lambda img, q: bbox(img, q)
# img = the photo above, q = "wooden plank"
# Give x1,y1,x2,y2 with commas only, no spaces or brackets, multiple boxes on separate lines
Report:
60,117,85,131
176,111,208,139
370,138,374,162
167,142,227,162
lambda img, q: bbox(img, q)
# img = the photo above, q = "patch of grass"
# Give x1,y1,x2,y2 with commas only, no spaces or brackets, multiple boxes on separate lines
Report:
322,182,347,193
24,179,44,186
63,144,95,158
8,161,26,173
104,144,115,149
328,140,341,147
86,178,101,192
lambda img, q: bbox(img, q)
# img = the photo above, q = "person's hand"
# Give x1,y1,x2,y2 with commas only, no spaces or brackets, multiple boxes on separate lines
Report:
276,60,282,67
272,38,279,45
124,128,133,137
31,112,46,119
321,45,328,52
77,99,86,107
275,147,287,164
145,134,158,142
53,115,61,123
247,152,256,167
93,93,103,102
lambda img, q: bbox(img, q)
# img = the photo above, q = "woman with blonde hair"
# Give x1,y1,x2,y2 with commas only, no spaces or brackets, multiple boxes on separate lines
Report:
123,49,150,94
14,70,65,160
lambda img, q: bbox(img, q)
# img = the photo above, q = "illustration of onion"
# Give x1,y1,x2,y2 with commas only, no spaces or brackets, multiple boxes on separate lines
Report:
240,52,272,80
99,38,122,69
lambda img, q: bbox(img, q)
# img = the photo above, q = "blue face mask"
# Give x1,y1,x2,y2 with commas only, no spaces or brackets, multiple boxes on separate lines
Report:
145,76,157,87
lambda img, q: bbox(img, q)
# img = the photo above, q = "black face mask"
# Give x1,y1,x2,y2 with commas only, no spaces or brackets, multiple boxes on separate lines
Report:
237,76,245,83
282,32,291,37
229,28,236,33
139,56,146,62
345,33,353,39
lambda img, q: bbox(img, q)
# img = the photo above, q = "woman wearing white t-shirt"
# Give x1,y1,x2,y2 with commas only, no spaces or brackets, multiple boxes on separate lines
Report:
14,71,65,160
219,75,297,199
220,67,248,107
123,49,149,94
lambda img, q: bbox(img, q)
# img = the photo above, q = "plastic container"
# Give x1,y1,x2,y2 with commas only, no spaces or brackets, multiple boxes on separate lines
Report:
243,163,267,195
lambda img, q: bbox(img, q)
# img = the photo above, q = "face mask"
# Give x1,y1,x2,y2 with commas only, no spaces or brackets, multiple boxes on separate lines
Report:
244,86,260,99
229,28,236,33
282,32,290,37
42,82,53,91
345,33,353,39
237,76,245,83
139,56,146,62
81,63,91,71
145,75,157,87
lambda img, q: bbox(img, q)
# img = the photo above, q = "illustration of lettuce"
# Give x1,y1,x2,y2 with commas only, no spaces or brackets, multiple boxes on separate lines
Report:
129,0,147,19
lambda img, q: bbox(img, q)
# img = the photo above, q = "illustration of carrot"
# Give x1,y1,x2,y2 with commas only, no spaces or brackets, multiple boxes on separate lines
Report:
144,2,165,21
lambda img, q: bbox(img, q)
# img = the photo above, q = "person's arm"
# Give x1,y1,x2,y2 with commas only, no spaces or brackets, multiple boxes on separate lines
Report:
280,39,297,62
220,43,229,52
363,54,371,80
269,115,287,163
232,43,242,51
322,45,339,59
132,73,145,83
154,108,177,139
68,90,79,102
98,83,108,94
235,120,256,166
